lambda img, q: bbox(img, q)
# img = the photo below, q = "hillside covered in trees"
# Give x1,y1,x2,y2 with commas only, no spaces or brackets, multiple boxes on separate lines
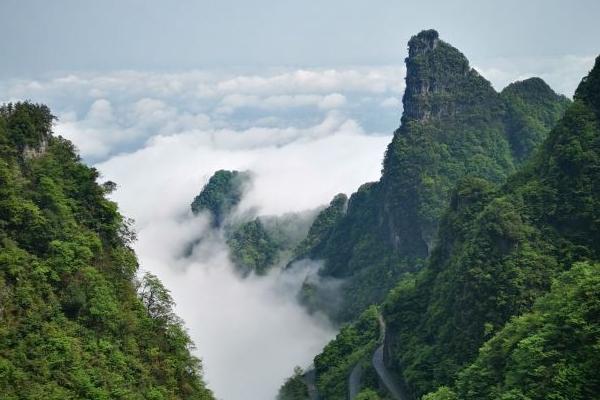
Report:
281,31,599,400
0,103,214,399
384,51,600,400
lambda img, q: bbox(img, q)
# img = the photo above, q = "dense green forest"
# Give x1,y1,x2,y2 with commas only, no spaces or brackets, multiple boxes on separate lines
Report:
424,262,600,400
383,53,600,398
283,31,599,400
291,30,570,322
226,217,280,275
0,103,213,399
313,306,381,399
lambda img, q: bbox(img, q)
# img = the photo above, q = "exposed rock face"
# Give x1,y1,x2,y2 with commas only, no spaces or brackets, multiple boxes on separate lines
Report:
407,29,439,57
400,30,496,125
22,138,48,159
382,55,600,399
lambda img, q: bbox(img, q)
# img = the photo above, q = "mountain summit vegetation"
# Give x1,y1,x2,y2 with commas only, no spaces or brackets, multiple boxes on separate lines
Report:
190,169,251,227
0,102,213,399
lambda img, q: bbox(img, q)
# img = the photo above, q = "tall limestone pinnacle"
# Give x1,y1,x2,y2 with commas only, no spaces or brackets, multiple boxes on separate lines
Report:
380,29,568,258
400,29,486,124
290,38,596,400
293,29,569,322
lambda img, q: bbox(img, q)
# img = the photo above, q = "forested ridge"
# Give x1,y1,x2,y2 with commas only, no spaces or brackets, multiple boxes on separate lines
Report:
385,52,600,399
281,31,599,400
292,30,570,322
0,103,213,399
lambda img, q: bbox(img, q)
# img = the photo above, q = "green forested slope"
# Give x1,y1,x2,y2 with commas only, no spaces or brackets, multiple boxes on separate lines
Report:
294,30,569,322
0,103,213,400
383,55,600,398
424,262,600,400
191,169,317,275
226,217,280,275
501,77,571,163
313,307,380,400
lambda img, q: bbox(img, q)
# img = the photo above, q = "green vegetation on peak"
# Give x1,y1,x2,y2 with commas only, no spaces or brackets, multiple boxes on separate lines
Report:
501,77,571,163
190,169,250,227
0,102,53,155
574,55,600,116
401,29,494,125
407,29,440,57
0,102,213,400
226,218,280,275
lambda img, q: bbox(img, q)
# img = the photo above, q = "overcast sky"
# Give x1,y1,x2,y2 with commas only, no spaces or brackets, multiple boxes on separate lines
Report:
1,0,599,79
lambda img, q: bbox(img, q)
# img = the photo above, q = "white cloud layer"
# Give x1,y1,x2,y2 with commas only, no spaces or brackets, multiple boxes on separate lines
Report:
0,66,405,161
95,111,389,399
1,55,593,161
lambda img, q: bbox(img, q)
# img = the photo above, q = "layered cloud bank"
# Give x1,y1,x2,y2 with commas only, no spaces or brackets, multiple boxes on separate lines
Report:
1,55,594,162
0,66,405,161
94,110,391,400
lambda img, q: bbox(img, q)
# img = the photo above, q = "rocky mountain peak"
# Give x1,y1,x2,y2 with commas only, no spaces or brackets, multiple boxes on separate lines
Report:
400,30,494,125
407,29,440,57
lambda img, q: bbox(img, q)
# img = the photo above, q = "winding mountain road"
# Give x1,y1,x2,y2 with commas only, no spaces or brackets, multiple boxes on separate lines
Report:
372,314,406,400
348,361,363,399
372,345,405,400
348,313,406,400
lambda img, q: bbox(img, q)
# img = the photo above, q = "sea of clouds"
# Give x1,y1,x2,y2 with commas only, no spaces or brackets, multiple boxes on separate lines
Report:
0,56,594,399
2,66,403,399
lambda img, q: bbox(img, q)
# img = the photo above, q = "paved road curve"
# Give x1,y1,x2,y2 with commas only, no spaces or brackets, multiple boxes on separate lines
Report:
348,313,406,400
372,344,405,400
372,314,406,400
348,361,363,399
